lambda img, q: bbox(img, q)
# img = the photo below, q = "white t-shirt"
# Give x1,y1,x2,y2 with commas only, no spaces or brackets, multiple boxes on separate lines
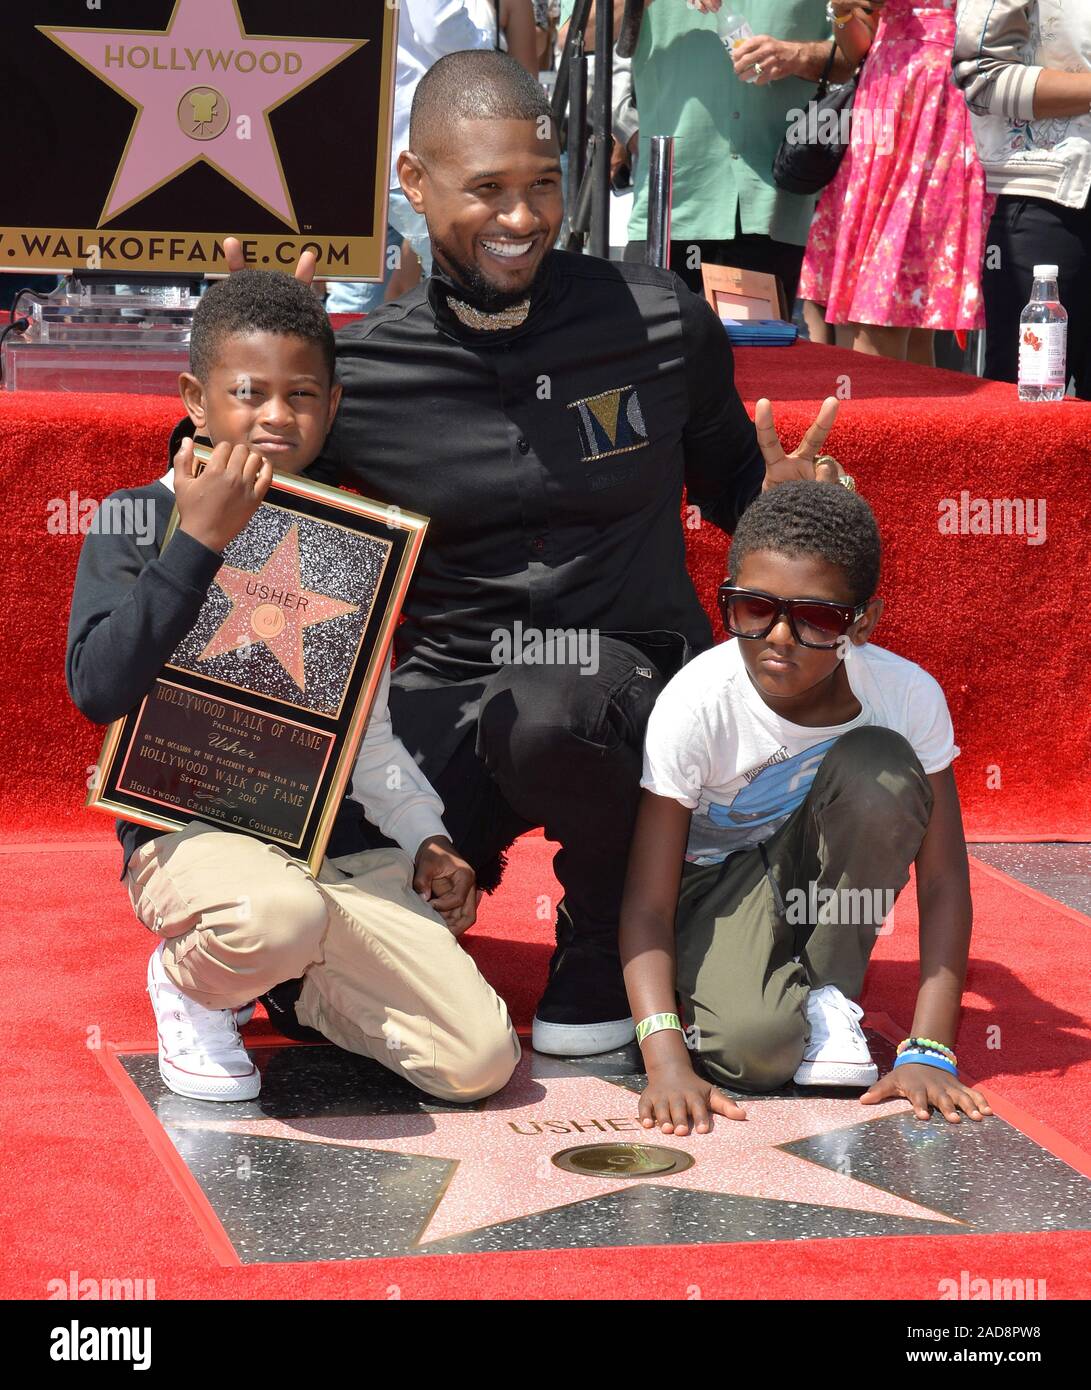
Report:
641,639,959,866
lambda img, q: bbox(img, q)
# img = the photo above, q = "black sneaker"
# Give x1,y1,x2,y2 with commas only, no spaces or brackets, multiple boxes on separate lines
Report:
258,978,325,1044
531,913,634,1056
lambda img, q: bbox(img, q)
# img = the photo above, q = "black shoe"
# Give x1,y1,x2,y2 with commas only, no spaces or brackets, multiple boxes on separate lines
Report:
258,978,325,1043
531,913,634,1056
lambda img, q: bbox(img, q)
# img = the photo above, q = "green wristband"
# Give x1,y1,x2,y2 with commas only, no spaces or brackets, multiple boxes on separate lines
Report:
635,1012,683,1046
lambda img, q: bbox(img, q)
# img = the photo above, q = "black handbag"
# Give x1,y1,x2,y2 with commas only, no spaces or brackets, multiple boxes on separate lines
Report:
772,40,863,196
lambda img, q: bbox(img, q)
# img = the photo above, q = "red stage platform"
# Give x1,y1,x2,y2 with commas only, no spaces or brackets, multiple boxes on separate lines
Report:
1,340,1087,840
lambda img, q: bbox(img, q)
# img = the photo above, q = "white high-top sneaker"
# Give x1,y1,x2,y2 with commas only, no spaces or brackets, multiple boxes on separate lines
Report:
147,944,261,1101
794,984,878,1087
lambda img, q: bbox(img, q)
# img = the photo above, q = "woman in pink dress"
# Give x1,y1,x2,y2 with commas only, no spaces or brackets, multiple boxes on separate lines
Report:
798,0,994,365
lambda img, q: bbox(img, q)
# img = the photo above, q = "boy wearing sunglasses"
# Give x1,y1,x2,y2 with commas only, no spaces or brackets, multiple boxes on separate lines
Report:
620,480,991,1132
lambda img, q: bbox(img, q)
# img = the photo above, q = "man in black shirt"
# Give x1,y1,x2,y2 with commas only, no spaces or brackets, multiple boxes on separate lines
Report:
228,50,843,1056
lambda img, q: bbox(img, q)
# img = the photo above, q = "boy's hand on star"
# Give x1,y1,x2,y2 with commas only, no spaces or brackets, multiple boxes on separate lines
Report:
173,437,272,554
640,1059,747,1134
861,1064,992,1124
414,835,477,935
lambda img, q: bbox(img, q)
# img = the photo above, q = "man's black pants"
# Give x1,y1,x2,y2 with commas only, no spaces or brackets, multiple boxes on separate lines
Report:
356,634,681,1019
982,194,1091,400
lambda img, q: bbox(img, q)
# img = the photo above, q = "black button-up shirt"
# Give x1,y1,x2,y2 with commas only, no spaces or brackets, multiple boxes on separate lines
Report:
324,249,764,777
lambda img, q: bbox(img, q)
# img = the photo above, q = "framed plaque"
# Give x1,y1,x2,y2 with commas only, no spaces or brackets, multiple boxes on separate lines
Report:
2,1,397,280
87,455,427,872
700,263,789,323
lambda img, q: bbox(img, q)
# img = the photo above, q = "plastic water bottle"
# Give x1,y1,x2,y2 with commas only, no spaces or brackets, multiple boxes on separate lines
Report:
717,11,758,82
1018,264,1068,402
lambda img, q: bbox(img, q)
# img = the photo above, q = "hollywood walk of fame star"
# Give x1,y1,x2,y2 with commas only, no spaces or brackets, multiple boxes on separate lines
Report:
199,523,358,690
178,1056,959,1246
38,0,363,228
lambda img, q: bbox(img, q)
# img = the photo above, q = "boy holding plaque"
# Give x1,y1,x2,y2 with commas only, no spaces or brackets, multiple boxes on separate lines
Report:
619,481,993,1132
66,271,520,1104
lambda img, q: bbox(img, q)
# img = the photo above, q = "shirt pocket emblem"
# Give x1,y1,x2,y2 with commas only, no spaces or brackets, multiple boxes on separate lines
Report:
567,384,648,462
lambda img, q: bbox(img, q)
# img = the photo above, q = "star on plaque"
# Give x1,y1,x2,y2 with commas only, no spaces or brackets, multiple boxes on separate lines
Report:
199,524,358,691
38,0,363,228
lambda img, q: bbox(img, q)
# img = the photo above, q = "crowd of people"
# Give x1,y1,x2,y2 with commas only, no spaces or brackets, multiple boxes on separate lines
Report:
326,0,1088,394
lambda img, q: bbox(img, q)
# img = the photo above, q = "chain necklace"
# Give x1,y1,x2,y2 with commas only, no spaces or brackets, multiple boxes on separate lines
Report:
447,295,531,331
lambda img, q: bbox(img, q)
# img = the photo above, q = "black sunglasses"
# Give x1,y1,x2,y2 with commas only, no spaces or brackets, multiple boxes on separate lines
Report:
717,585,869,650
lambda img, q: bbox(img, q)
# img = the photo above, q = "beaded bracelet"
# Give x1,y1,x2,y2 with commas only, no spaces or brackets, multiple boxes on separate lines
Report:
897,1036,956,1065
635,1012,684,1046
907,1048,956,1067
898,1036,956,1058
893,1050,958,1078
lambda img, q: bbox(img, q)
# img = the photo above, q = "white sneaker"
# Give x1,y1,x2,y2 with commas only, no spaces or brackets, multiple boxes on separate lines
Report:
793,984,878,1087
147,945,261,1101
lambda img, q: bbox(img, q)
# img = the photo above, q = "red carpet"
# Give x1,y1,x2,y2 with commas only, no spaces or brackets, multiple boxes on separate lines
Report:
1,342,1089,840
2,345,1089,1298
2,832,1088,1299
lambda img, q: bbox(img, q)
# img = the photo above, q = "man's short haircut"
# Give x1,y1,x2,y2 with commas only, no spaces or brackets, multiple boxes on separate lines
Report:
727,480,881,605
189,269,335,384
409,50,555,160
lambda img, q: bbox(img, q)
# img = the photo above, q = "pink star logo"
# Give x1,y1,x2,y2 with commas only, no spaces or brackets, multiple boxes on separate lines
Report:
182,1057,959,1245
38,0,363,229
199,523,358,691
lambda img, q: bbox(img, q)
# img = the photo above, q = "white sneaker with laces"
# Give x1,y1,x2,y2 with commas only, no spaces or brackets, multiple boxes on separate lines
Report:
147,944,260,1101
793,984,878,1087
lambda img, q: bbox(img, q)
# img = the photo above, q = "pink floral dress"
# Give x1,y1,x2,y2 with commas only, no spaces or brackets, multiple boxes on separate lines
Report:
797,0,994,330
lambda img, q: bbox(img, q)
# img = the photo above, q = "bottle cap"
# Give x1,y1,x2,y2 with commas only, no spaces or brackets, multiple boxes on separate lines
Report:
1033,264,1059,278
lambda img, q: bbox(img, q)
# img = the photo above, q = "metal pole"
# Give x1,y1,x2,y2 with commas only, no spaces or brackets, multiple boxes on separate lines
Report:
567,42,587,216
589,0,614,259
551,0,594,132
646,135,674,269
566,157,595,250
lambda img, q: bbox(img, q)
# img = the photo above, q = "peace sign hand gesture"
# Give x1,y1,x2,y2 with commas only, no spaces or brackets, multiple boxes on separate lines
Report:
755,396,846,491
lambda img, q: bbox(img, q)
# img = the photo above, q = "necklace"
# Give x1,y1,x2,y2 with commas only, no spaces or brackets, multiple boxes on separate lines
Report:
447,295,531,331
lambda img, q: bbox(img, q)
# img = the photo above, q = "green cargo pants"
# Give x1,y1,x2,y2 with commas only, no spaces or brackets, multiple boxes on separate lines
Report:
674,726,934,1093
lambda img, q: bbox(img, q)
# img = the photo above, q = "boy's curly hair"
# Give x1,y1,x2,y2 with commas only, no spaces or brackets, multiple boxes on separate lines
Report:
727,480,881,605
189,269,335,384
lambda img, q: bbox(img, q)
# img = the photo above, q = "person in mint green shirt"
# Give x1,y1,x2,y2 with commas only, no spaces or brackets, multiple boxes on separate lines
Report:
559,0,853,306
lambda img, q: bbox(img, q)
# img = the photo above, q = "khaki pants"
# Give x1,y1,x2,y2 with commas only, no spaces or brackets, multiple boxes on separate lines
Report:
126,822,520,1102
